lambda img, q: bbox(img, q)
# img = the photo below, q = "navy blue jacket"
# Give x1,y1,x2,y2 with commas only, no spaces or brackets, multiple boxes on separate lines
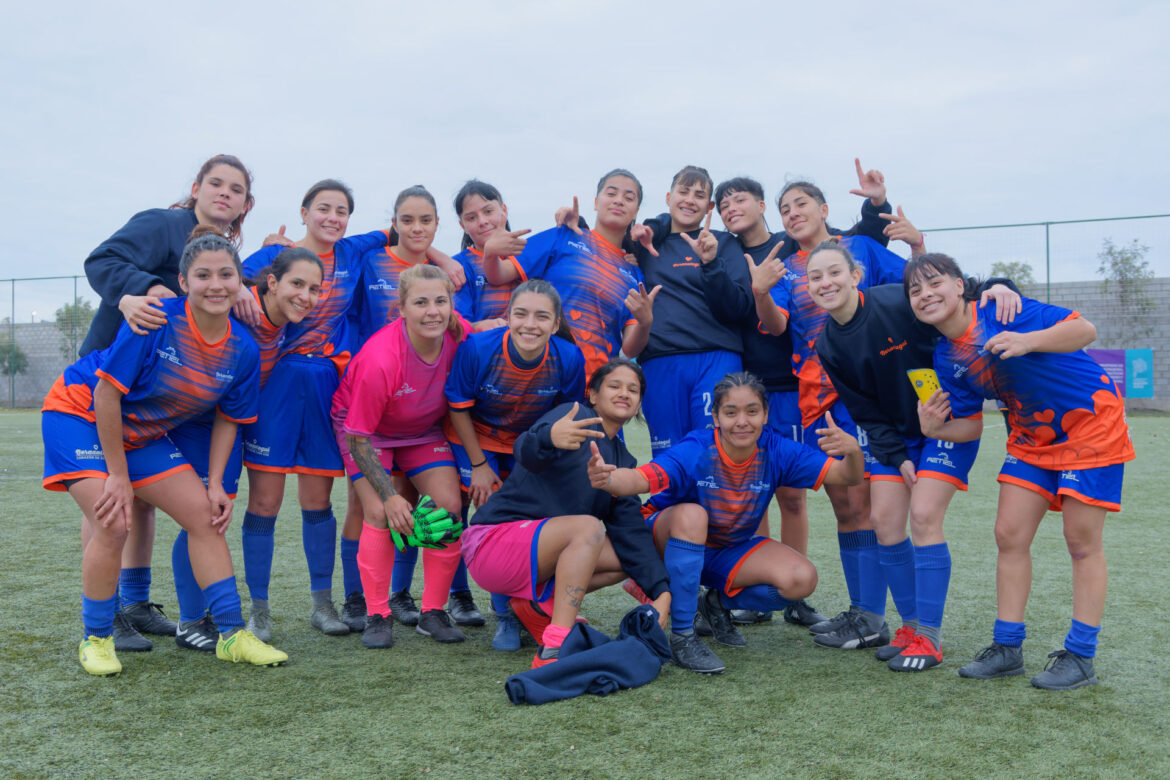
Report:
81,208,199,356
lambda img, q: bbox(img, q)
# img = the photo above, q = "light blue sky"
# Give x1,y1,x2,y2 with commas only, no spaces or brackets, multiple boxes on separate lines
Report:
2,1,1167,321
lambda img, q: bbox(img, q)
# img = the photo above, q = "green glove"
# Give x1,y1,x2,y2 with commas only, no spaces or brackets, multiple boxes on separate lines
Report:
390,496,463,550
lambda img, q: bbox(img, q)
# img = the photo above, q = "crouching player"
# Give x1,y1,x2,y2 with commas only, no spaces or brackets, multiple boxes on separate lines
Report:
588,372,864,673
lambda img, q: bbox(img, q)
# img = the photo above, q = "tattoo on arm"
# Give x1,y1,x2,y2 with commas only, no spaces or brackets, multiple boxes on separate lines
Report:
347,435,396,502
563,585,585,609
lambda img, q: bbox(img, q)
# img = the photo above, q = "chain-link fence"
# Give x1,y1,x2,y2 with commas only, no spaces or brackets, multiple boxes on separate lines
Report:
5,215,1169,409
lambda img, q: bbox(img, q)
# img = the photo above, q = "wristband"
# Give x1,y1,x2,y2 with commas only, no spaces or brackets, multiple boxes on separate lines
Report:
912,232,926,249
470,458,488,468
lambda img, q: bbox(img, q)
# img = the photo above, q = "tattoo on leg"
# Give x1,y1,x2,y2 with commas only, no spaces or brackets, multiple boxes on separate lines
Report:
563,585,585,609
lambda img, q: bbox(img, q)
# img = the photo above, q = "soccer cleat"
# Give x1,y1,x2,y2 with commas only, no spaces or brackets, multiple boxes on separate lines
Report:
492,613,522,652
341,592,368,632
388,590,421,627
622,577,652,605
812,611,889,650
808,605,860,635
175,614,218,653
216,630,288,666
697,589,746,648
669,632,725,674
113,610,152,652
247,604,272,643
416,609,465,643
122,601,178,636
731,609,774,625
310,600,350,636
782,599,826,628
531,646,559,669
875,625,918,661
888,633,943,672
958,642,1026,680
79,636,121,677
361,614,395,649
693,607,713,637
1030,649,1098,691
448,591,485,627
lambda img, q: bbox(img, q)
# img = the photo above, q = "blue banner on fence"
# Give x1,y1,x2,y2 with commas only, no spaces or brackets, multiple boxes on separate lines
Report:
1086,348,1153,399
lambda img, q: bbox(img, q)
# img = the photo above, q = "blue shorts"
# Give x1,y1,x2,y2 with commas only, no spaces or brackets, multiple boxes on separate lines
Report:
801,400,873,470
450,442,515,489
868,435,979,490
645,508,770,597
998,455,1124,512
766,390,801,443
641,350,743,456
42,411,193,492
169,415,244,497
243,354,343,477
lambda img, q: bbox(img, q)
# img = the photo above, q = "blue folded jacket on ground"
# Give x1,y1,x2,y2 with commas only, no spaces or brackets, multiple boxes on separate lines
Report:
505,605,673,705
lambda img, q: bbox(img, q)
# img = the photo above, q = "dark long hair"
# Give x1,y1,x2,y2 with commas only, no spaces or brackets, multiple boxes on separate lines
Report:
171,154,254,248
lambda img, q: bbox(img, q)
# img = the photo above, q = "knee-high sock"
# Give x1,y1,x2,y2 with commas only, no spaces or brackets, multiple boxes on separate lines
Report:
340,536,362,597
856,530,887,616
82,593,118,638
421,541,463,612
202,575,244,634
118,567,151,608
357,524,394,617
879,539,917,624
241,512,277,601
302,507,337,593
664,537,705,633
913,542,950,633
172,531,206,623
449,505,471,593
720,584,794,613
837,531,866,607
390,544,419,593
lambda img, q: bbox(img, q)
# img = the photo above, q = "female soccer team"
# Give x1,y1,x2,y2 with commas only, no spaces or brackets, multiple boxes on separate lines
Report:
43,154,1131,692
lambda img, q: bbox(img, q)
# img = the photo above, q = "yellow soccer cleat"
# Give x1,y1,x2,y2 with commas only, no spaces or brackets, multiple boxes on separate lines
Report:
79,635,122,677
215,629,288,667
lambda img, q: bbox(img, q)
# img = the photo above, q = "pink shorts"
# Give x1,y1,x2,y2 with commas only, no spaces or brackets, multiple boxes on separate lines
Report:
336,429,456,480
463,519,554,602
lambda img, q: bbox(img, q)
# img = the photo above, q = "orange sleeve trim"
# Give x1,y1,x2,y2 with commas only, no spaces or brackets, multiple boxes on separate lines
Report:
94,370,129,395
811,458,833,492
916,470,969,491
217,410,258,425
507,256,528,282
638,463,670,494
448,400,476,409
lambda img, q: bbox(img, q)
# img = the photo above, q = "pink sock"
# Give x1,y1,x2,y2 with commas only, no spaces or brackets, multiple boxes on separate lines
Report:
420,540,462,612
542,622,571,649
357,523,394,618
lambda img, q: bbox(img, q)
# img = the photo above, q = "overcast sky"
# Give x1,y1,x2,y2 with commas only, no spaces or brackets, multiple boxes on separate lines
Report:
2,1,1167,321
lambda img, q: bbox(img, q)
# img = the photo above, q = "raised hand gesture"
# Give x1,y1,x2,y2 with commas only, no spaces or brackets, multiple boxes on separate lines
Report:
554,196,584,236
483,226,532,258
680,211,718,264
848,157,887,206
628,224,659,257
625,282,662,326
587,441,617,489
745,241,788,295
879,206,924,251
815,411,861,458
550,402,605,450
262,225,295,248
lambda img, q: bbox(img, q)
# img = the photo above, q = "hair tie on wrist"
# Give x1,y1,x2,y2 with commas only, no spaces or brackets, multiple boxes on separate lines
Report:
470,458,488,468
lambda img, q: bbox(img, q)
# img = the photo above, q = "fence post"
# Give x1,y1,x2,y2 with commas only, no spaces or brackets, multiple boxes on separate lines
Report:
1044,222,1051,303
8,279,14,409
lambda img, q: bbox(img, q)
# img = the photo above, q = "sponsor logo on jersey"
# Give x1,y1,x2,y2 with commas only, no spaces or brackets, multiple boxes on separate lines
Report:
214,371,234,382
567,240,592,254
244,439,271,458
368,279,397,291
697,475,718,489
157,346,182,365
75,444,104,460
748,480,770,493
1060,470,1079,482
880,338,908,356
925,452,955,468
1004,454,1018,464
953,363,969,379
394,382,416,397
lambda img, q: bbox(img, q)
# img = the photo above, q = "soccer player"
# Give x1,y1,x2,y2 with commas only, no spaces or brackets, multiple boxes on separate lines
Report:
234,180,390,639
810,243,1020,671
79,154,254,650
464,359,671,669
588,372,864,673
450,180,519,328
909,253,1133,690
751,183,924,652
332,264,471,647
44,230,287,676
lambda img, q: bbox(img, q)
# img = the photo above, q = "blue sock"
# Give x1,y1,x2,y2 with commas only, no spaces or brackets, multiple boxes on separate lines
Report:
914,542,951,630
391,544,419,593
171,531,206,623
449,560,470,593
340,536,362,597
837,531,865,607
993,618,1027,648
856,530,887,615
879,539,917,623
490,592,510,616
82,594,118,638
202,575,245,634
242,512,277,601
301,507,337,593
118,567,151,608
1064,619,1100,659
664,537,706,633
720,584,794,613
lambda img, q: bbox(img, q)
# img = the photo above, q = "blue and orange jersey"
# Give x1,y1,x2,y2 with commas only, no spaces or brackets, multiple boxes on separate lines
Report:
512,226,642,380
636,427,832,548
355,246,443,343
934,298,1135,470
239,286,286,386
444,327,585,452
42,297,259,446
770,235,906,426
453,246,518,323
243,230,388,375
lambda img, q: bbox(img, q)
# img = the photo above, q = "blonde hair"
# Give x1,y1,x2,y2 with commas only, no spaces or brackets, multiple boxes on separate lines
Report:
398,264,463,340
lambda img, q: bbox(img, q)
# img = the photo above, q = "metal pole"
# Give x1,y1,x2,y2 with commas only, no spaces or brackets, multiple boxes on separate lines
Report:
73,275,78,357
9,279,14,408
1044,222,1051,303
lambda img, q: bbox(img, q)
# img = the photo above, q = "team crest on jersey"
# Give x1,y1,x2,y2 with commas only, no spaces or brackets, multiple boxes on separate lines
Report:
953,363,969,379
157,346,182,365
